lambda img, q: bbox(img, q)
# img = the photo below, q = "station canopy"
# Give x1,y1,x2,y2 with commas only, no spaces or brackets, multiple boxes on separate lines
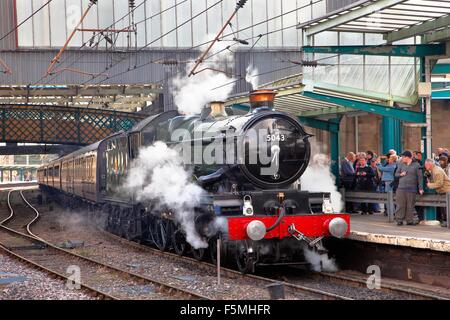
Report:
0,84,163,112
225,74,384,120
298,0,450,43
234,0,450,123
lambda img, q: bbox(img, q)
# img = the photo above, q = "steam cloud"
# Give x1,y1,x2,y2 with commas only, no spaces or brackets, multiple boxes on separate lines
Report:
124,141,208,249
245,65,259,90
299,147,342,272
303,245,338,272
300,153,343,213
172,35,237,115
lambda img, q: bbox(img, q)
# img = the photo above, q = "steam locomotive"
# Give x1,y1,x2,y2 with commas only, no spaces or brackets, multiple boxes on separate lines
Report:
38,89,350,273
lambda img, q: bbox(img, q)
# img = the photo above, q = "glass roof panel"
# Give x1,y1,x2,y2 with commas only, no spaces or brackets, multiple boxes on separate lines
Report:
298,0,450,37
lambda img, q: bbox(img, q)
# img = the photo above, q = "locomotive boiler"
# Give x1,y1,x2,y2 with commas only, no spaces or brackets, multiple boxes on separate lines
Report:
37,89,350,274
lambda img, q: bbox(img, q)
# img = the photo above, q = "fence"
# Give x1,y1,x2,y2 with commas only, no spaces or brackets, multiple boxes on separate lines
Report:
341,190,450,229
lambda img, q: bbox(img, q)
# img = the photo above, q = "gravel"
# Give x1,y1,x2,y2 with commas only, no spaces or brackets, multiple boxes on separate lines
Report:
0,253,96,300
28,205,297,300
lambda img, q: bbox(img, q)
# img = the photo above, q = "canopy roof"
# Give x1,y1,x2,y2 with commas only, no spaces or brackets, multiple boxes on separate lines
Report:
298,0,450,43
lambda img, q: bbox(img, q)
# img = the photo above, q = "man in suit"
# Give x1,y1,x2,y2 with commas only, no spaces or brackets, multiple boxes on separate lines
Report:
341,152,356,212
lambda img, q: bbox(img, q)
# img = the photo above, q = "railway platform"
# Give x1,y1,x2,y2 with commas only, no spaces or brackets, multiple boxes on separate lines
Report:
325,213,450,289
349,214,450,253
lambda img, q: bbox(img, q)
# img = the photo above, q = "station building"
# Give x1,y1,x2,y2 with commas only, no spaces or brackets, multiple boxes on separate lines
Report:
0,0,449,177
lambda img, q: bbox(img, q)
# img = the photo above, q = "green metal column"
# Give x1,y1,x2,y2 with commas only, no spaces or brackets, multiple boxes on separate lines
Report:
330,127,340,186
382,116,402,154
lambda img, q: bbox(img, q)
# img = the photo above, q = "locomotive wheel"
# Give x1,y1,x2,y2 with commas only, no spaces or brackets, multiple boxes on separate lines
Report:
236,242,254,274
121,208,133,240
172,228,187,256
150,217,171,251
192,247,205,261
113,206,122,236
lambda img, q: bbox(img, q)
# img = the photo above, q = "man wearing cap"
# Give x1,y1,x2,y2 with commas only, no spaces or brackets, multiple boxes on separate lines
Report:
394,151,424,226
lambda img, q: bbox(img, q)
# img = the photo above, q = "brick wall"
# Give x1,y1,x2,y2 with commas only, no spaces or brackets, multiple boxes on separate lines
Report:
302,101,448,161
339,116,356,155
304,126,330,155
430,100,450,152
353,113,382,154
403,100,450,155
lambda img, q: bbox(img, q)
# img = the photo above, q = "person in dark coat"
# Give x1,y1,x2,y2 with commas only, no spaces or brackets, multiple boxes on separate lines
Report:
341,152,356,212
341,152,356,189
394,151,424,226
355,157,376,214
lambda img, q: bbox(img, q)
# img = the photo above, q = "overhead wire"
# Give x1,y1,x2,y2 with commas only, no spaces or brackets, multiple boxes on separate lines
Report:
0,0,54,43
80,0,225,87
30,0,150,86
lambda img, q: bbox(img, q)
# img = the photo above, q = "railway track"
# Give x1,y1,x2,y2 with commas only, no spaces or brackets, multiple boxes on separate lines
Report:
100,229,450,300
7,188,448,300
98,229,352,300
311,271,450,300
0,190,207,300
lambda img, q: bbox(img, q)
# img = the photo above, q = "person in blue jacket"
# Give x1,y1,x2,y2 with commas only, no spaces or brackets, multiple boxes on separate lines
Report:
376,154,398,192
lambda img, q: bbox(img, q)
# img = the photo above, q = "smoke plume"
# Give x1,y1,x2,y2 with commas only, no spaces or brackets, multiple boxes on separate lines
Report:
172,35,236,115
245,65,259,90
300,153,343,213
124,141,208,249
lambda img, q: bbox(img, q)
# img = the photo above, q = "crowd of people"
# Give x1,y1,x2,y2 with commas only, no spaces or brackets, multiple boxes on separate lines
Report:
340,148,450,227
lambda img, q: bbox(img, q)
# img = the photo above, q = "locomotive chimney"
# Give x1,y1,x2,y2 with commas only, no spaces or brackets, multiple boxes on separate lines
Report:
209,101,228,118
249,89,276,111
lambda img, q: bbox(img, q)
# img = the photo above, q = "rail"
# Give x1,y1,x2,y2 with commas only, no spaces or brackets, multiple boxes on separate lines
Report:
342,190,450,229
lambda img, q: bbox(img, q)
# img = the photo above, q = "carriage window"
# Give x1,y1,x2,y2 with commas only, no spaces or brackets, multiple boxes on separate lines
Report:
105,136,129,198
129,133,140,159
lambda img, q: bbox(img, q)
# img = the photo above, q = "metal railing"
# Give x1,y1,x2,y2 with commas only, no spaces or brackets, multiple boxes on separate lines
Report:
341,189,450,229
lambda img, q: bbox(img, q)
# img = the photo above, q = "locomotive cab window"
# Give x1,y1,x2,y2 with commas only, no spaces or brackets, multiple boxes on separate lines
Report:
54,166,60,178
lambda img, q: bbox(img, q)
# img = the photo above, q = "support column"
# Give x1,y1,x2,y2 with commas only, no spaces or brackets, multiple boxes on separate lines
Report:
382,116,402,154
420,57,433,159
425,57,433,159
329,120,341,186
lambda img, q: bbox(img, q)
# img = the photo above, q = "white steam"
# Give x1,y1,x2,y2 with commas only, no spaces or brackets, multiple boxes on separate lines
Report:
300,153,343,213
303,246,338,272
124,141,208,249
172,35,236,115
245,65,259,90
